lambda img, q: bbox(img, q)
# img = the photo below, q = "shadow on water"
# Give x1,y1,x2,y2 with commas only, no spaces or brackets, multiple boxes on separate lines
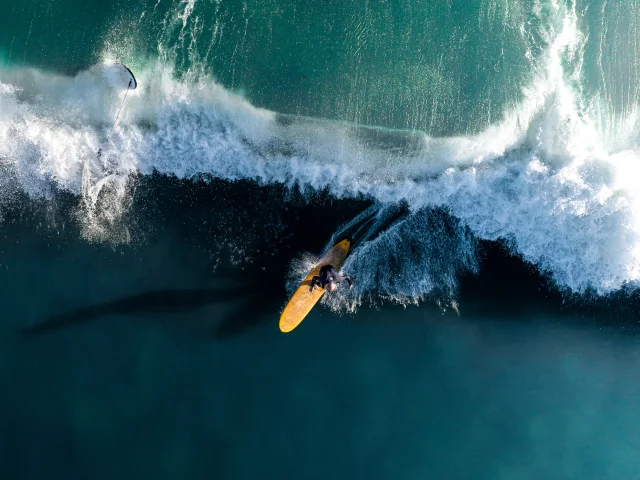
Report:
213,301,273,340
22,285,278,339
213,278,286,339
455,240,640,336
213,293,281,340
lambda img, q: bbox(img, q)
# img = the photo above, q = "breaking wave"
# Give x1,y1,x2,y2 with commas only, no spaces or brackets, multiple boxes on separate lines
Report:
1,0,640,309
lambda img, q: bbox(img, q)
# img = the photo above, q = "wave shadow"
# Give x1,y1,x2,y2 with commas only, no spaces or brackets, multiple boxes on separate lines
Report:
22,286,257,336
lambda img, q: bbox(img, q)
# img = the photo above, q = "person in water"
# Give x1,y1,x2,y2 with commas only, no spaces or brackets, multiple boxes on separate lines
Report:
310,265,353,293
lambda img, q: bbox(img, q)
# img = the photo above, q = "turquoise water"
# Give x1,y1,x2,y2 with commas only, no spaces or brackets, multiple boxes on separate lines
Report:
2,0,533,134
2,0,640,477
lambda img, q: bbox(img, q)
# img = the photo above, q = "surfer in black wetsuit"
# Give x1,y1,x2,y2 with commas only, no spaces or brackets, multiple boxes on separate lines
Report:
310,265,353,293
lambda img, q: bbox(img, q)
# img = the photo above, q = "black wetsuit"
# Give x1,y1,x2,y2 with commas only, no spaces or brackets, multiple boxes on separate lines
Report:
310,265,353,291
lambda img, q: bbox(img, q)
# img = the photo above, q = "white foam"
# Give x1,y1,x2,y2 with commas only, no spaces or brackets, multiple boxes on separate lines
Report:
1,2,640,301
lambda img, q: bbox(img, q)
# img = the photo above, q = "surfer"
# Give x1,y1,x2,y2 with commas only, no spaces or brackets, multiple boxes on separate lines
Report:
280,239,350,332
310,265,353,293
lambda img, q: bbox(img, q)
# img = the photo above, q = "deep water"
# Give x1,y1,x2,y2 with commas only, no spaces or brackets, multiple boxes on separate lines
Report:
1,178,640,479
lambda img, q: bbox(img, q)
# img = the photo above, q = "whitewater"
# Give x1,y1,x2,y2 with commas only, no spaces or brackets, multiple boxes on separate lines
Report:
1,0,640,309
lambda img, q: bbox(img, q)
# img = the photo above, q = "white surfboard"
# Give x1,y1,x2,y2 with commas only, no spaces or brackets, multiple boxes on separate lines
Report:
101,63,137,91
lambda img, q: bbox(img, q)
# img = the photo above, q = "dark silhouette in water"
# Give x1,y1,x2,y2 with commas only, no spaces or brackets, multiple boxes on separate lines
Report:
213,277,286,339
22,286,263,337
214,300,273,339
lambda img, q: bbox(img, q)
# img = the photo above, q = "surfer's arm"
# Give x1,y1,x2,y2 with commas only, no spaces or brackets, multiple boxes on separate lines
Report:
341,275,353,288
310,276,321,291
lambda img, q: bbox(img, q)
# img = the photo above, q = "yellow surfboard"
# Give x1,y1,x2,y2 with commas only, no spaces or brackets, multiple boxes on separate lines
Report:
279,239,351,333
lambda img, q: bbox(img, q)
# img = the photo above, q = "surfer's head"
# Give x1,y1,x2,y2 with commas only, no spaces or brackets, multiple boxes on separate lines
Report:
327,282,337,292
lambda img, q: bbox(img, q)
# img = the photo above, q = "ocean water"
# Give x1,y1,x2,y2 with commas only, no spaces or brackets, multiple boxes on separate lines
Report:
2,0,640,478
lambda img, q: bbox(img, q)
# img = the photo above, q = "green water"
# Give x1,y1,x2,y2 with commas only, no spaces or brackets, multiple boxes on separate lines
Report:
5,0,638,137
2,0,538,135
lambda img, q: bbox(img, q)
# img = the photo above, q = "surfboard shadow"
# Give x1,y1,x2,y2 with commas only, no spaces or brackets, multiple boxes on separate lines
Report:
213,300,273,340
213,279,285,339
22,286,256,336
